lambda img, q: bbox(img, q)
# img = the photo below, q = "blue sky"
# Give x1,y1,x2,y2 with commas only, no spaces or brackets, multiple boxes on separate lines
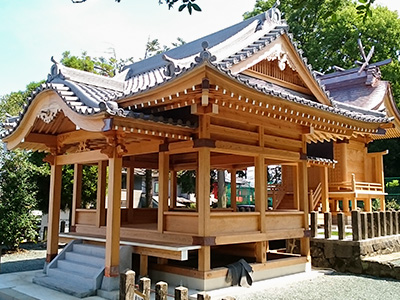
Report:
0,0,398,96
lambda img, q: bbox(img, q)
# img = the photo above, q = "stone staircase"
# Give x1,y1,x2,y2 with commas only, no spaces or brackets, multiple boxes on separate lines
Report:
33,240,105,298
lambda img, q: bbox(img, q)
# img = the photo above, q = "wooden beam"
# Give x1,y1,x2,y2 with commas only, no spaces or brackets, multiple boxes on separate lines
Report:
158,152,170,232
96,161,107,227
105,149,122,277
56,150,109,165
71,164,83,227
46,159,62,263
25,132,57,148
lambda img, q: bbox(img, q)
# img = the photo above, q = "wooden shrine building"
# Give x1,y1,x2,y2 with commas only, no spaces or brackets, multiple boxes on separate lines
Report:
2,4,400,295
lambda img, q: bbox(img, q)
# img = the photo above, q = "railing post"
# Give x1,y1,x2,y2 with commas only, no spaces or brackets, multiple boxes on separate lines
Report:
324,212,332,239
395,211,400,235
367,212,374,239
374,211,381,237
386,211,393,235
155,281,168,300
361,212,368,240
120,270,135,300
310,212,318,238
139,277,151,300
352,210,361,241
175,286,189,300
337,212,345,240
380,211,387,236
197,292,211,300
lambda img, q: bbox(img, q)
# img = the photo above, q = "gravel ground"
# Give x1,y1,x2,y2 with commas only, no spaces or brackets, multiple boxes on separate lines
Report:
0,243,47,274
235,272,400,300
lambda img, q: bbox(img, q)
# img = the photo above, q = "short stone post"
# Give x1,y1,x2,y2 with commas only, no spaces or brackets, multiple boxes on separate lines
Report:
324,212,332,239
120,269,135,300
139,277,151,300
367,212,374,239
197,292,211,300
175,286,189,300
351,210,361,241
380,211,387,236
374,211,381,237
155,281,168,300
337,212,345,240
394,211,399,235
386,211,393,235
361,212,368,240
310,212,318,238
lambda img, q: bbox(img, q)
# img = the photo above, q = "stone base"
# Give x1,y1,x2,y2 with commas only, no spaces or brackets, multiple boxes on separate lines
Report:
150,257,310,291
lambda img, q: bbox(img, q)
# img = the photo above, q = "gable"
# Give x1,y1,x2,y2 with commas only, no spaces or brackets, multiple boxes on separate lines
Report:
227,34,331,105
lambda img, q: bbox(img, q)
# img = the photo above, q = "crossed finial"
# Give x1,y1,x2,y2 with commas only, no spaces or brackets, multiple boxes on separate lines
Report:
356,39,375,74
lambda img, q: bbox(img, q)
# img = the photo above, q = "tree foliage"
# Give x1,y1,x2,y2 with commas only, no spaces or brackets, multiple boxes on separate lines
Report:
0,149,48,249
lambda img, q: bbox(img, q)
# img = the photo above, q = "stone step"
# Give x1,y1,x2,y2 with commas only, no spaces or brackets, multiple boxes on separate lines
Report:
73,243,106,258
65,251,105,267
47,268,95,288
33,275,95,298
57,259,103,278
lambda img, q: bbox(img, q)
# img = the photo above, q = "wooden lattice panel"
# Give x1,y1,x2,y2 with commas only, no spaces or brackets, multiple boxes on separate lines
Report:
249,59,307,88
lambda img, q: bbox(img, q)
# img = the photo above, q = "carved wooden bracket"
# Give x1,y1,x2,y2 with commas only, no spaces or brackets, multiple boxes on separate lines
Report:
100,133,127,158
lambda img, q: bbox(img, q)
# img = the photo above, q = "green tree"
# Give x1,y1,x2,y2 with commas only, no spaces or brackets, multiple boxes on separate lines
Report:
0,149,48,249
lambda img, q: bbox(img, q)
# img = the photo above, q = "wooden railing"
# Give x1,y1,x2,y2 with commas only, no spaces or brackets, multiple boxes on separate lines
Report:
310,182,322,210
329,173,384,193
268,183,287,209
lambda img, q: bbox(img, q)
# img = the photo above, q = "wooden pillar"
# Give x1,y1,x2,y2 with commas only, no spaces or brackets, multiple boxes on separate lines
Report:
299,160,310,259
343,198,350,213
158,151,169,232
71,164,82,227
140,255,148,277
197,148,210,236
198,246,211,272
126,166,135,223
320,166,329,212
292,165,300,210
46,160,62,263
230,169,237,212
365,197,372,212
105,150,122,278
170,170,178,209
255,155,266,263
96,161,107,227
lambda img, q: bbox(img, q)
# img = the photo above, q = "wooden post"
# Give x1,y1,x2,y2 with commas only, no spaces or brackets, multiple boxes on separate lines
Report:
352,210,361,241
139,277,151,300
394,211,399,235
320,166,329,212
198,246,211,272
155,281,168,300
361,212,368,240
105,150,122,277
71,164,82,227
337,212,345,240
96,161,107,227
230,169,237,212
343,199,350,213
197,148,210,236
46,160,62,263
365,197,372,212
126,166,135,223
171,170,178,209
255,155,267,263
140,255,148,277
299,160,310,259
119,269,135,300
367,212,374,238
380,211,387,236
386,211,393,235
197,292,211,300
292,165,300,210
175,286,188,300
324,212,332,239
310,212,318,238
158,152,169,233
374,211,381,237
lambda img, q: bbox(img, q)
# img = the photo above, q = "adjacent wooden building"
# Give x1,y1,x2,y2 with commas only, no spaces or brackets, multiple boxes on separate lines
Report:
2,4,400,293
